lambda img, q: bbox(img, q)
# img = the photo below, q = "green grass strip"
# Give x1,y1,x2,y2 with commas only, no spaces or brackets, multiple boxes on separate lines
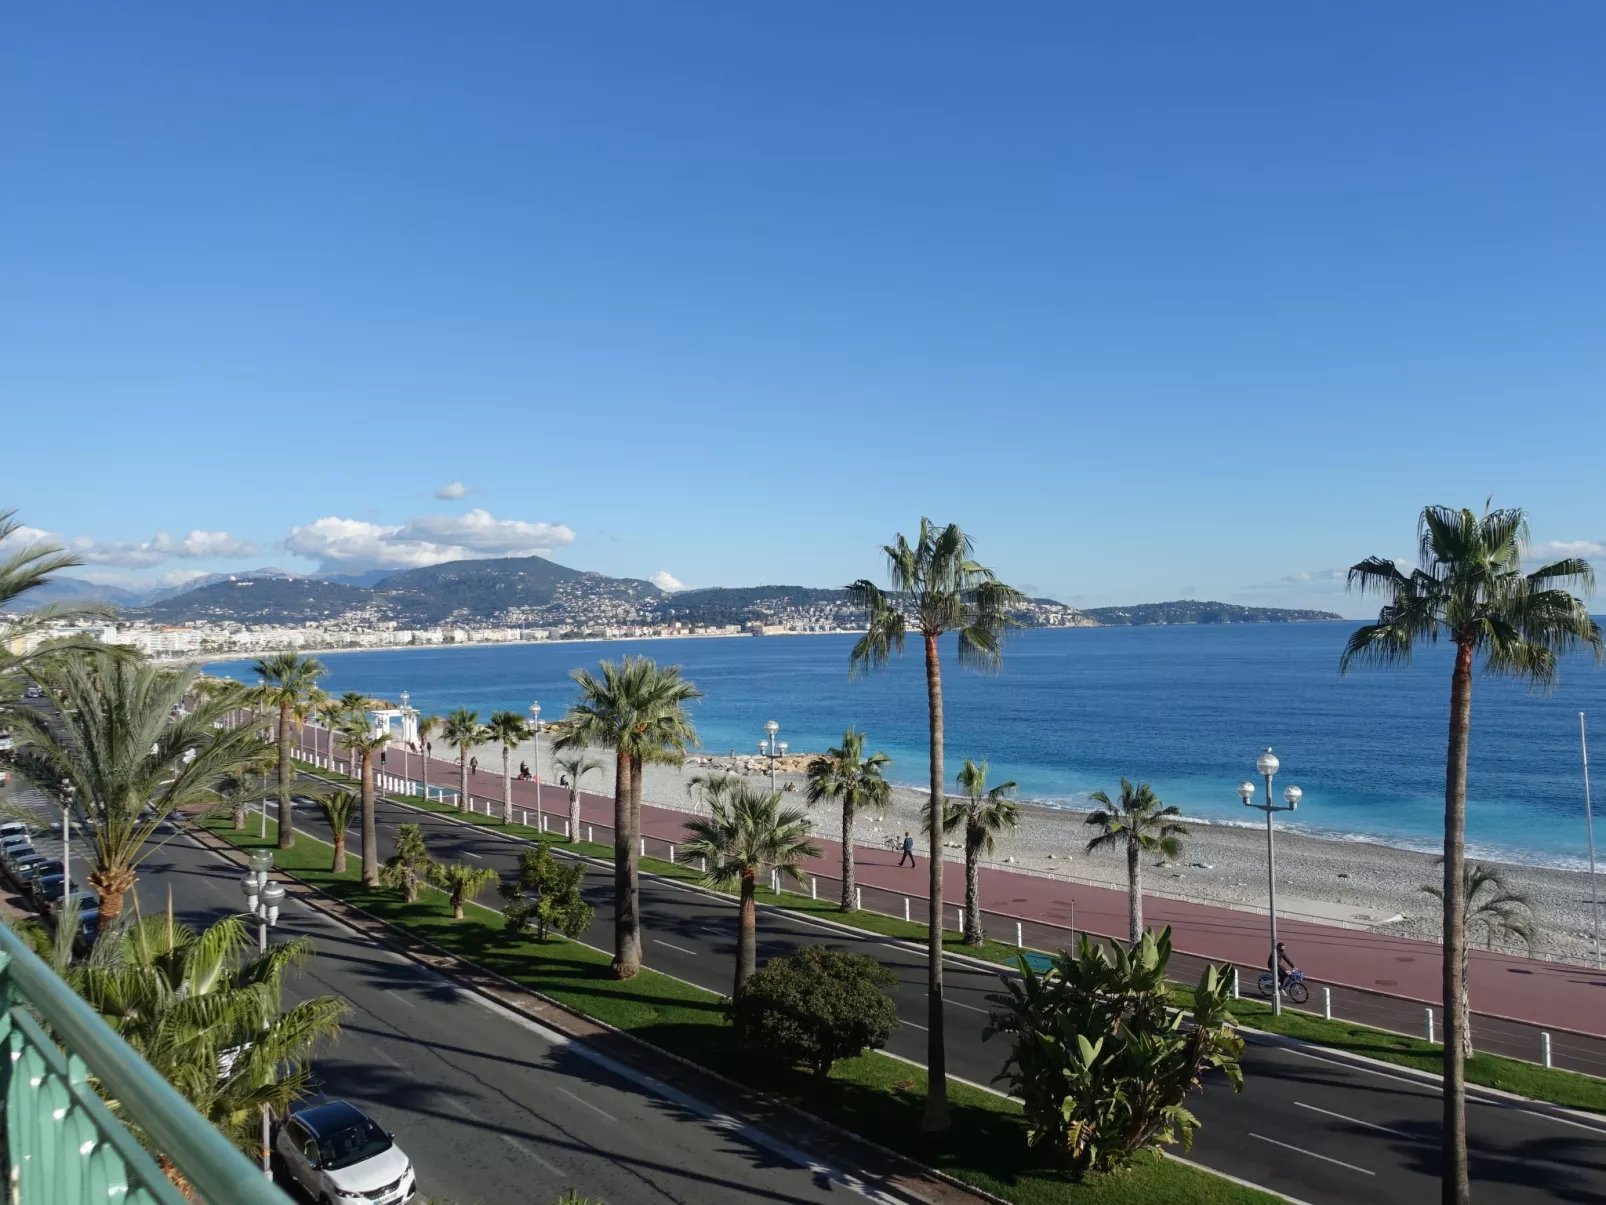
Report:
206,813,1278,1204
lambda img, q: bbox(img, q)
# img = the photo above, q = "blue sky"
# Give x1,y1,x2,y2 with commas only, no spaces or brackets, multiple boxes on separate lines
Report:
4,4,1604,615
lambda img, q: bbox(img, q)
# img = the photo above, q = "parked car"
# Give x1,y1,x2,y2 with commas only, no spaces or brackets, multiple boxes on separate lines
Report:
0,820,32,842
7,853,51,889
31,874,77,906
274,1100,416,1205
2,837,36,866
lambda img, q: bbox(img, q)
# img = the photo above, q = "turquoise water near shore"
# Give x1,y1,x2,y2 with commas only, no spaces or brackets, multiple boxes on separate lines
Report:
206,622,1606,870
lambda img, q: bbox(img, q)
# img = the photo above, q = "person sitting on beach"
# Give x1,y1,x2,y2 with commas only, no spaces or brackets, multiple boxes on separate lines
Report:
898,832,916,868
1269,941,1295,987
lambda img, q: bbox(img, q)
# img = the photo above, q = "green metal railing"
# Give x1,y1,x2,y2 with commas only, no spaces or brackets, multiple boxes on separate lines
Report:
0,922,292,1205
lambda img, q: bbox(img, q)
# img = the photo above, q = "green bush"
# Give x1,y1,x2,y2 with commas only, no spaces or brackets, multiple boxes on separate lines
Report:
732,945,898,1079
985,927,1242,1176
499,842,594,941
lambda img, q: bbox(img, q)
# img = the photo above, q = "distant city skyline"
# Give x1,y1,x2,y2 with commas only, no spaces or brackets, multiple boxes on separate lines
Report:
5,5,1604,618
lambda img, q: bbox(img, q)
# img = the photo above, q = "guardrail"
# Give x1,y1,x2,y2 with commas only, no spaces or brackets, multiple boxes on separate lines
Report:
0,922,292,1205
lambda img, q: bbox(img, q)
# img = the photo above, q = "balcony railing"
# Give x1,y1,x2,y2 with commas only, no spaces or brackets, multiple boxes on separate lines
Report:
0,921,291,1205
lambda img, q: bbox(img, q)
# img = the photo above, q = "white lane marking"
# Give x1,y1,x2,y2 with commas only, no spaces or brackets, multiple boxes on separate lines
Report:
1294,1101,1415,1140
498,1133,562,1175
652,939,697,957
464,851,483,859
900,1019,928,1031
948,998,990,1015
1284,1046,1438,1092
555,1084,617,1121
1248,1133,1374,1176
700,927,725,938
384,989,416,1009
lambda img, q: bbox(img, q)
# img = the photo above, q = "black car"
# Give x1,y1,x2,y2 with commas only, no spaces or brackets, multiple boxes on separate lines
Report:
7,853,50,889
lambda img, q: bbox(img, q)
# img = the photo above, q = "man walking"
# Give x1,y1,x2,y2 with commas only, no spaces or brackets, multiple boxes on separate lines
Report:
898,831,916,868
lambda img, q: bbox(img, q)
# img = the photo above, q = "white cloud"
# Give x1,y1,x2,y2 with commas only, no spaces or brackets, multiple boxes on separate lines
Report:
1530,539,1606,561
435,481,469,500
650,571,686,592
0,524,258,567
284,508,575,571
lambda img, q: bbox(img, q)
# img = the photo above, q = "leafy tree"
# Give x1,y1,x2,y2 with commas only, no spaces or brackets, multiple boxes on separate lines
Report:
1343,503,1600,1204
681,780,819,997
732,946,898,1080
336,710,389,888
554,750,603,844
314,789,359,874
430,861,499,920
380,823,436,903
804,728,892,914
1421,860,1537,1059
847,518,1022,1130
499,843,594,941
947,759,1019,945
10,654,271,923
486,710,534,825
984,928,1242,1176
1083,778,1187,943
441,707,486,812
250,652,327,849
553,656,701,979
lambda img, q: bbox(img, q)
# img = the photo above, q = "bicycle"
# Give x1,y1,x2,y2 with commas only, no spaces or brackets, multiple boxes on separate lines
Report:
1257,968,1309,1004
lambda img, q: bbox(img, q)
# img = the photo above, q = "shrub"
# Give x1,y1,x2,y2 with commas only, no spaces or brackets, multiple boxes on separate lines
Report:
499,843,594,941
732,945,897,1079
984,926,1243,1176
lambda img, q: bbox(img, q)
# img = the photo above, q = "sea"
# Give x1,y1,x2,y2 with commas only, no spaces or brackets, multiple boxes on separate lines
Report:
205,621,1606,872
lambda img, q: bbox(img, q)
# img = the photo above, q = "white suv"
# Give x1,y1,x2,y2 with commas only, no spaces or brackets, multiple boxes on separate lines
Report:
274,1100,416,1204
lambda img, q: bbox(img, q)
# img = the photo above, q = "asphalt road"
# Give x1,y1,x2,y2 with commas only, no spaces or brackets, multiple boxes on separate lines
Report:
276,788,1606,1205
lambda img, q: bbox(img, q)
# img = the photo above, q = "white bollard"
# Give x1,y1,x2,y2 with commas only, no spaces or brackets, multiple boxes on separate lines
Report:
1016,921,1023,947
1425,1008,1435,1044
1323,987,1332,1021
810,877,817,900
539,812,546,833
587,825,593,843
1231,968,1239,999
668,844,675,864
1542,1032,1552,1068
855,887,862,910
904,897,911,922
700,856,707,872
640,836,645,857
771,869,779,893
957,907,963,933
565,819,572,838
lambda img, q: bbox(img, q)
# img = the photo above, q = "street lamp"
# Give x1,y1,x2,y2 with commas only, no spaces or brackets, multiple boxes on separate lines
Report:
1238,748,1302,1017
400,690,411,787
529,702,542,817
760,720,784,790
240,850,285,1177
59,780,74,897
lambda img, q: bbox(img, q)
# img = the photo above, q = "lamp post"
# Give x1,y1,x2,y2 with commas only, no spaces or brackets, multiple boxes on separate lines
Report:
1238,748,1302,1017
529,702,542,817
240,850,285,1176
59,780,74,897
759,720,786,791
400,690,411,788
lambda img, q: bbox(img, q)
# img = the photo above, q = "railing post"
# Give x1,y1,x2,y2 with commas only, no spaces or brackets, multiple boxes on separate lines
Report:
1323,986,1332,1021
1542,1032,1552,1068
1425,1008,1435,1044
810,876,817,900
587,824,593,843
855,887,862,910
1016,921,1023,947
1231,968,1239,999
640,836,645,857
668,844,675,864
904,897,910,923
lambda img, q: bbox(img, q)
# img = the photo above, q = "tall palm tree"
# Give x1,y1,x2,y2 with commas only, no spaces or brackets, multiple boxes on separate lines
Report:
847,517,1021,1130
415,712,441,800
947,759,1019,945
440,707,485,812
554,750,603,844
314,695,344,765
314,790,359,873
1343,504,1600,1205
1084,778,1187,943
0,510,120,701
429,862,500,920
10,653,270,922
804,728,892,913
250,652,327,849
486,710,534,825
336,716,390,889
1421,860,1537,1060
553,656,701,979
380,823,435,903
681,781,820,997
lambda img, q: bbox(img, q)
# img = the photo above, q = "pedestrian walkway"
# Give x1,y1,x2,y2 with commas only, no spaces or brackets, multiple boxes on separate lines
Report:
298,726,1606,1043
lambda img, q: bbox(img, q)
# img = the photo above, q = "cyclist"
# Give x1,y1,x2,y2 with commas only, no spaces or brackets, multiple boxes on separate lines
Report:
1268,941,1296,988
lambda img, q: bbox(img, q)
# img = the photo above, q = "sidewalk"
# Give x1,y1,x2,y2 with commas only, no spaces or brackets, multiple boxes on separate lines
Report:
301,726,1606,1041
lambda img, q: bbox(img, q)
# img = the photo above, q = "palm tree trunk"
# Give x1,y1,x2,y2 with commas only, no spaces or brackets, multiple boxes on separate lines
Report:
502,746,513,825
458,750,468,811
613,749,641,978
332,831,347,874
964,838,983,945
1442,640,1473,1205
922,633,950,1132
233,801,246,831
87,865,134,924
736,871,758,997
276,702,295,849
840,797,856,913
453,894,465,920
569,786,581,845
360,751,379,888
1127,839,1142,943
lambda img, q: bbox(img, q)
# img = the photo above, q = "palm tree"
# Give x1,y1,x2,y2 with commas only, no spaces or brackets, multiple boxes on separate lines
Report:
380,823,435,902
0,510,120,699
1084,778,1187,944
314,696,344,766
441,707,485,812
486,710,534,825
10,653,270,922
214,767,270,833
847,517,1021,1130
1343,504,1600,1205
554,656,701,979
554,750,603,843
336,715,391,888
805,728,892,913
415,712,441,801
314,790,359,873
430,862,500,920
1420,861,1537,1060
947,759,1019,945
250,652,327,849
681,781,820,997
